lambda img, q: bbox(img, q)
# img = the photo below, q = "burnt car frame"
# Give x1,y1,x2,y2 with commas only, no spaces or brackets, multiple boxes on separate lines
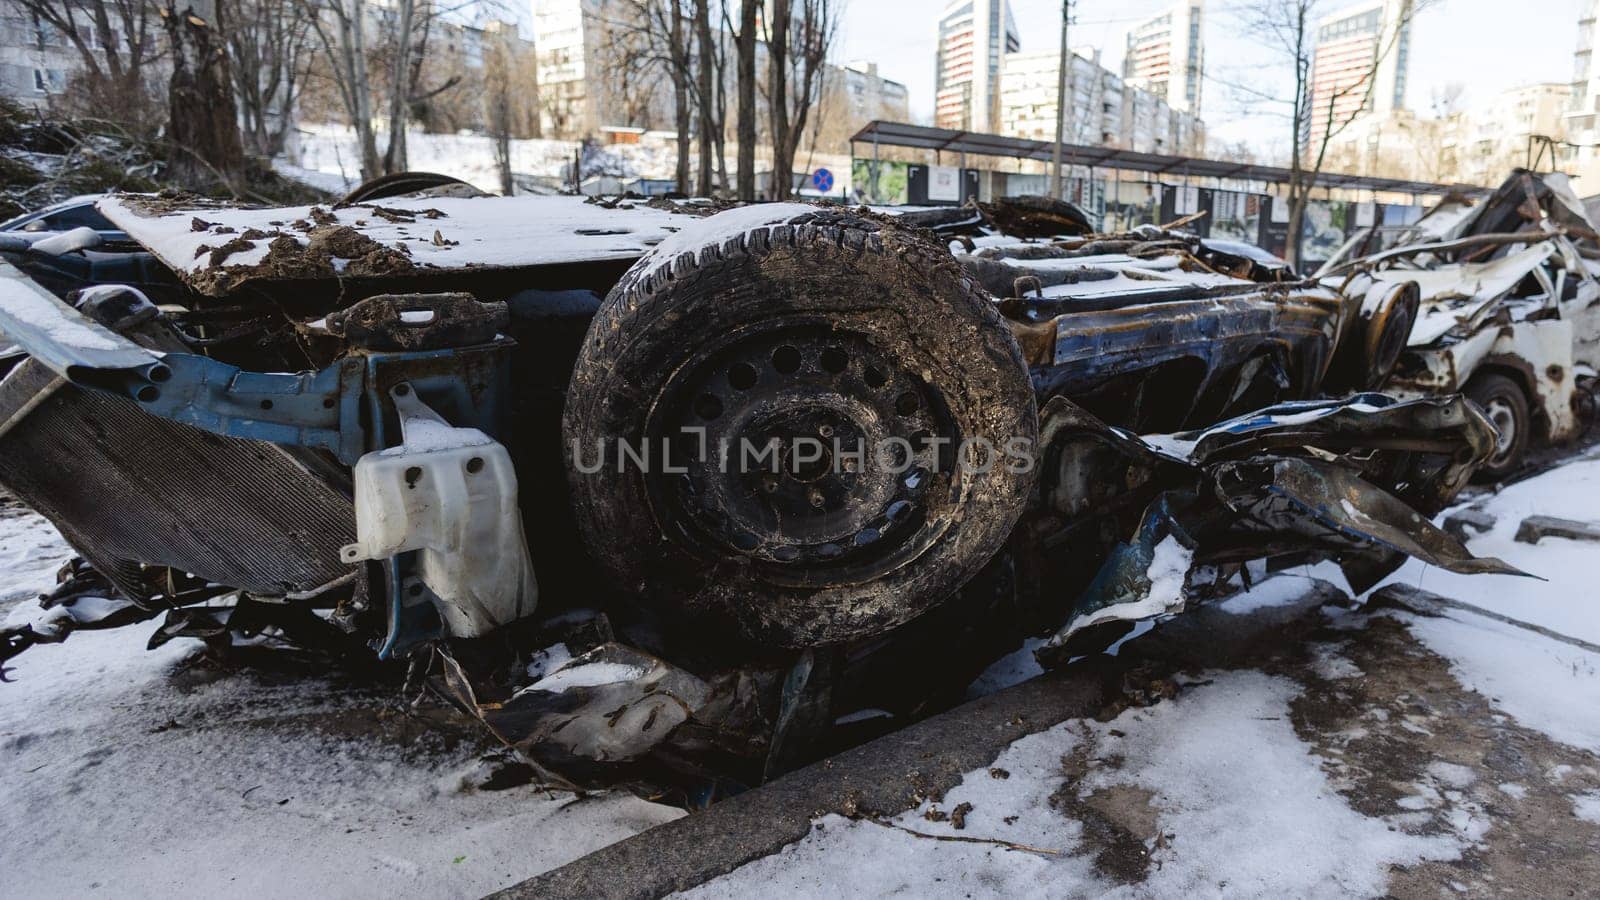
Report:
0,189,1514,789
1319,170,1600,479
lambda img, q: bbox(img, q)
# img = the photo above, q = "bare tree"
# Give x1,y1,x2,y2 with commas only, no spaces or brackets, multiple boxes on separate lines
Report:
381,0,419,173
481,21,537,194
1235,0,1426,265
764,0,835,200
224,0,313,157
593,3,664,129
733,0,757,200
692,0,714,195
14,0,164,130
301,0,381,180
161,0,245,188
619,0,738,195
668,0,690,192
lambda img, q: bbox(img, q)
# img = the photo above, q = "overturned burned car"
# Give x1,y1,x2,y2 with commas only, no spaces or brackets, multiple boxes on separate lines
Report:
0,186,1519,794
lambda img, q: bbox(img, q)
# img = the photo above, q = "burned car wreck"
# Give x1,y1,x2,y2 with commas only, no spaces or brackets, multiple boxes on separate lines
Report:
0,187,1520,795
1320,170,1600,479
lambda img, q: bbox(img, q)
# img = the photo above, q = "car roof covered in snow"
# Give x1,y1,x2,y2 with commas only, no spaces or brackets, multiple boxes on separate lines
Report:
97,193,698,296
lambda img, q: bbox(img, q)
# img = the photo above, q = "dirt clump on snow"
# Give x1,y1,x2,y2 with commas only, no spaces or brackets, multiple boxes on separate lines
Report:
188,225,415,295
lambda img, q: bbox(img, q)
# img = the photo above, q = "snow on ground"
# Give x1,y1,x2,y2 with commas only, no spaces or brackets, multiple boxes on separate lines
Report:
1574,791,1600,824
1362,453,1600,752
1375,453,1600,646
0,509,679,899
689,452,1600,897
270,158,359,196
682,672,1464,899
1399,610,1600,753
0,504,75,605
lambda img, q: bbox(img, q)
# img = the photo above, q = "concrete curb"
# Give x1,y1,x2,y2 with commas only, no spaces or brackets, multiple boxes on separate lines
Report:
494,580,1345,899
492,668,1107,900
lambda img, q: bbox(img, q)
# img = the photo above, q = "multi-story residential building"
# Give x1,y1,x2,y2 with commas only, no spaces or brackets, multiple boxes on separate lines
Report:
1306,0,1412,155
1318,82,1568,187
1564,0,1600,188
1448,83,1568,186
0,0,161,109
998,47,1205,156
1123,1,1204,118
934,0,1019,132
838,62,911,124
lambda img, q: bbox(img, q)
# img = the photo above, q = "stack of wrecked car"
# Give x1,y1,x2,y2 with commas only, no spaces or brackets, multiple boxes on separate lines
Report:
0,183,1518,796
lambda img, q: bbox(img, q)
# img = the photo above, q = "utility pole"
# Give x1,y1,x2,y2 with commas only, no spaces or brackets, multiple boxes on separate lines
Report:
1049,0,1072,199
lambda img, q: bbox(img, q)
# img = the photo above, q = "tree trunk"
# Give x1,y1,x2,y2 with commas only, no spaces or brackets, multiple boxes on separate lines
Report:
671,1,690,194
693,0,713,196
734,0,757,201
382,0,414,174
338,0,381,181
767,0,791,200
163,0,244,190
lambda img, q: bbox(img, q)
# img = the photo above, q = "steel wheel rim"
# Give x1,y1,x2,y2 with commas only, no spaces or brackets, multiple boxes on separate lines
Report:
644,317,964,583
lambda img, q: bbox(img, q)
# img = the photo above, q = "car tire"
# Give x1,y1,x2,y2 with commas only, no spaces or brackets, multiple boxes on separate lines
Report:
563,205,1038,650
339,171,483,204
1329,280,1419,392
1465,372,1530,481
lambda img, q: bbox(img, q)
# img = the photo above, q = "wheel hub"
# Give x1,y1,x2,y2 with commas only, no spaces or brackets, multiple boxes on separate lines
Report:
647,322,959,579
1484,398,1517,461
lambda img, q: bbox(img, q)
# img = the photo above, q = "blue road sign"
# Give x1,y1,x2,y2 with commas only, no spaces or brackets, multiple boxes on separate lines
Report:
811,168,834,193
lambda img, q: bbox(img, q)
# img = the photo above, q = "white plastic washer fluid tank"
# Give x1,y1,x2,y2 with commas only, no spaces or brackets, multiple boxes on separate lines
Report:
343,385,537,637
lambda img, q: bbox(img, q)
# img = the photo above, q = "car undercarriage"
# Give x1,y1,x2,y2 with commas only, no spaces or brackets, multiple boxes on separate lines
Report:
0,187,1529,797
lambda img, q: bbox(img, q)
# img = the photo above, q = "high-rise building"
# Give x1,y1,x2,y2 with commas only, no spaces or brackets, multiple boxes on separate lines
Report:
935,0,1020,132
1306,0,1412,154
1123,1,1204,117
1565,0,1600,183
999,48,1205,156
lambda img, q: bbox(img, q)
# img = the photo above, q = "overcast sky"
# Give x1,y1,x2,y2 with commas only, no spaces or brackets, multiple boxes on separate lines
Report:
839,0,1581,160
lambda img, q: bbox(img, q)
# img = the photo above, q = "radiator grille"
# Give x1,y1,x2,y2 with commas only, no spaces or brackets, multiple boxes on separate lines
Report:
0,377,355,600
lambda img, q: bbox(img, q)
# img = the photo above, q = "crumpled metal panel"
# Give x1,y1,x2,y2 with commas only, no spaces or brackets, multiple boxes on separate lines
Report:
1029,392,1523,662
439,642,711,775
1210,456,1524,579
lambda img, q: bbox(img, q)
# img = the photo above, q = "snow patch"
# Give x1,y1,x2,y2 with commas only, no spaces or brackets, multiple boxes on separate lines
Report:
1400,611,1600,753
525,643,573,681
526,661,648,694
0,508,679,896
1309,643,1364,680
634,203,815,280
1571,791,1600,824
683,672,1463,898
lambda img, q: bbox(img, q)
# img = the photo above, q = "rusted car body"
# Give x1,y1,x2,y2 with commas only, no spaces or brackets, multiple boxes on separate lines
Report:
0,189,1513,790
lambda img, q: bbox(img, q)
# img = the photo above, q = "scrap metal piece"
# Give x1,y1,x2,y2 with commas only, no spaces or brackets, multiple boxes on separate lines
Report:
440,642,711,772
1030,392,1522,660
976,195,1093,237
1443,508,1496,541
1210,455,1525,579
324,292,510,352
1036,493,1196,665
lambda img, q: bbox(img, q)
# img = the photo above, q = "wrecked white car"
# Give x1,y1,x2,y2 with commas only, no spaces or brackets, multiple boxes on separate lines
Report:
1321,170,1600,478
